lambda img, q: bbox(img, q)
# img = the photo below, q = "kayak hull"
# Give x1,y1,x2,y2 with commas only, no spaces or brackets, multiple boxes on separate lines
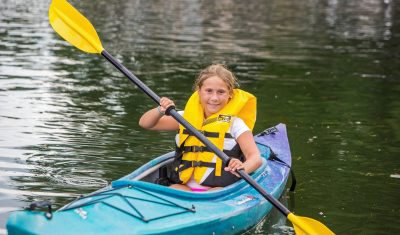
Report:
7,123,292,235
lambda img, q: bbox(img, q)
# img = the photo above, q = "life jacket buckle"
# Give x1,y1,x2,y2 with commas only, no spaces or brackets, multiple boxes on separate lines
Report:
191,161,202,167
191,146,203,152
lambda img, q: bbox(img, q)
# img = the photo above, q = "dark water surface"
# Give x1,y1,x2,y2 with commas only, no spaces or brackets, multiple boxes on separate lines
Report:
1,0,399,234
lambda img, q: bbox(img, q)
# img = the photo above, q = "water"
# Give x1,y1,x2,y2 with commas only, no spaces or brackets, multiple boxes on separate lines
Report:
1,0,399,234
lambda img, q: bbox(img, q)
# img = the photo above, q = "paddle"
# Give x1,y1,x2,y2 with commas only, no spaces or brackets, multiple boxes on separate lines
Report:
48,1,335,234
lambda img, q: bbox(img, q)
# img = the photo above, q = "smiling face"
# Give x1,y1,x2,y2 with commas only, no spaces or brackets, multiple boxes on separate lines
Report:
198,76,231,118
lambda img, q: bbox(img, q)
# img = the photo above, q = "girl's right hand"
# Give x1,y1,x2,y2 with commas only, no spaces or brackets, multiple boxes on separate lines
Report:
159,97,175,114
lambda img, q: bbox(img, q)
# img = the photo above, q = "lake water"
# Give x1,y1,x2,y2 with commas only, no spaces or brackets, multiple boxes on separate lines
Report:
1,0,399,234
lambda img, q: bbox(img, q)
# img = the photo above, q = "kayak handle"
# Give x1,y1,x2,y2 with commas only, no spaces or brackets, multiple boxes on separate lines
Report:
28,201,53,219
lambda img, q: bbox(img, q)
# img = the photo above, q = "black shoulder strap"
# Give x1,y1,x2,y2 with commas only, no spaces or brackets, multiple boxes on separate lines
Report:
175,134,189,159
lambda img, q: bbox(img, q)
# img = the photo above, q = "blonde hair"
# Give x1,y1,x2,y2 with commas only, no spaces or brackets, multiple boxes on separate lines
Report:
193,64,239,96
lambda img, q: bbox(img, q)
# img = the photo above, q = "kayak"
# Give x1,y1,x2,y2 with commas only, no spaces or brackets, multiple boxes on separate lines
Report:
7,123,292,235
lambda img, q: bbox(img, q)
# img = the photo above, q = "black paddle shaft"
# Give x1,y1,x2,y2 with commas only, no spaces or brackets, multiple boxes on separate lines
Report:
101,50,291,216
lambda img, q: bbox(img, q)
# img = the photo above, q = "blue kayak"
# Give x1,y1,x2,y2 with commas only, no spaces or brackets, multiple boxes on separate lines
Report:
7,123,292,235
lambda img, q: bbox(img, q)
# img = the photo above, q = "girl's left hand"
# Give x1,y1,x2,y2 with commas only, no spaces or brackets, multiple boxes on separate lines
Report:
224,158,245,177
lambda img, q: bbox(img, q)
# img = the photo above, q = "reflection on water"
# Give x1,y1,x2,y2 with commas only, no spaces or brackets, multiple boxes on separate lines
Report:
250,191,295,235
1,0,399,234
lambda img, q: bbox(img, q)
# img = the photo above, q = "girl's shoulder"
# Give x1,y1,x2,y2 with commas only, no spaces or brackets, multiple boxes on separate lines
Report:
230,117,250,139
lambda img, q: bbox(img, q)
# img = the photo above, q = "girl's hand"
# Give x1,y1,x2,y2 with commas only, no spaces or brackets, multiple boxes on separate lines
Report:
224,158,245,178
159,97,175,115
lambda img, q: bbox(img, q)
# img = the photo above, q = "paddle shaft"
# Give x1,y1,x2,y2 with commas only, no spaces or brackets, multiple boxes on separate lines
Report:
101,49,291,216
102,50,160,104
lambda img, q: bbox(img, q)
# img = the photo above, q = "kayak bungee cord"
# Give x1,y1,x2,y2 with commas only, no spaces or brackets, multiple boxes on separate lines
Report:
60,184,196,223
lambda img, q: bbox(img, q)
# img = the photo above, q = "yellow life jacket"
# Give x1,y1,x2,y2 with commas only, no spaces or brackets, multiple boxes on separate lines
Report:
172,89,256,187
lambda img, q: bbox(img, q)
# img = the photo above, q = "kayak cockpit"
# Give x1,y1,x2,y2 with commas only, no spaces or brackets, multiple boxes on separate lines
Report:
109,152,269,199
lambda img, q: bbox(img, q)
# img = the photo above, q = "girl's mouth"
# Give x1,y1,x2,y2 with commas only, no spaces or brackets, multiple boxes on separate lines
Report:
208,103,219,108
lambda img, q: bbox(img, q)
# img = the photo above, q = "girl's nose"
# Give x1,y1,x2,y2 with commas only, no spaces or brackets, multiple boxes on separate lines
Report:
210,92,218,100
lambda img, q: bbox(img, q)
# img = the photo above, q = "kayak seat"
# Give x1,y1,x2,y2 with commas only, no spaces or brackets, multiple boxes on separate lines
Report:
130,155,175,183
154,166,171,186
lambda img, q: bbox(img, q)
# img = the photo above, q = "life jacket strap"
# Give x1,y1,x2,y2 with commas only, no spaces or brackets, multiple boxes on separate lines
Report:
182,129,233,139
183,145,210,153
182,145,240,157
177,160,216,172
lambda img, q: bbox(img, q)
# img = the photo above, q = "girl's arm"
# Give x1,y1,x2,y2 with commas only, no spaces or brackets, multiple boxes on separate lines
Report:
226,131,262,175
139,97,179,131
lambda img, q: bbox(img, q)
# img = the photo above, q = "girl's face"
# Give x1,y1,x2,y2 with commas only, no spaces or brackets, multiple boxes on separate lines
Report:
198,76,231,118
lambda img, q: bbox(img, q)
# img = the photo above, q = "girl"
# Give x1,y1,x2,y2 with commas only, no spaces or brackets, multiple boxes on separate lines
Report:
139,64,262,191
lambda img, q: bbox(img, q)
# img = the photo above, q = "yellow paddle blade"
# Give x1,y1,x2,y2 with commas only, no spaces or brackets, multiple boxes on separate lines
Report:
288,213,335,235
49,0,103,53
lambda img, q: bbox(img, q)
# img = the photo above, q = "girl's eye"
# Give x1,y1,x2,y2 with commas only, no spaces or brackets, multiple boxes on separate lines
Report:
203,88,226,94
